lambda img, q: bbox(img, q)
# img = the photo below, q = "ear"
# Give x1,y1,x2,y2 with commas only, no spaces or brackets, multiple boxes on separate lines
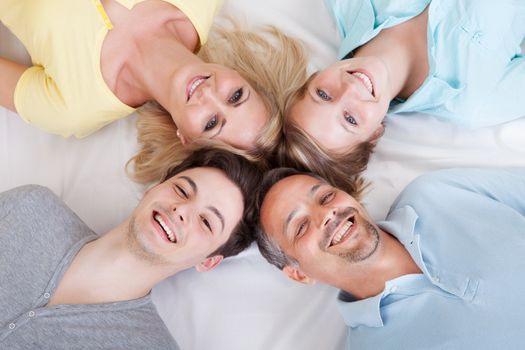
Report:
369,124,385,146
195,255,224,272
283,266,316,285
176,129,188,145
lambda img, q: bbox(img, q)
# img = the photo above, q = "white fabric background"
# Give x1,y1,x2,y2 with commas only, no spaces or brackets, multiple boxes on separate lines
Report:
1,1,524,349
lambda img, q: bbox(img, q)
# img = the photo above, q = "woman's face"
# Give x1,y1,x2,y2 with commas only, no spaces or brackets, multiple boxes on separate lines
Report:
289,57,391,152
167,63,269,149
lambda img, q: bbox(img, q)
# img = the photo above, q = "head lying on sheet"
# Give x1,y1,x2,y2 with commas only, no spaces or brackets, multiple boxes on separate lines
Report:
279,0,525,191
0,148,262,349
255,167,525,349
0,0,307,181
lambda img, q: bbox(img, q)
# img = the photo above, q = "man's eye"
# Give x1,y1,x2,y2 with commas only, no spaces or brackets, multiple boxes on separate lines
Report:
345,113,358,126
201,215,212,232
296,220,308,237
320,191,335,205
228,88,243,104
204,115,218,131
316,89,331,101
174,185,188,199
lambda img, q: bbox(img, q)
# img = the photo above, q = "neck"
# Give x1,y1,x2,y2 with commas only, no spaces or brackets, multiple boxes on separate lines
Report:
354,6,429,100
102,0,202,107
53,220,183,305
339,229,422,300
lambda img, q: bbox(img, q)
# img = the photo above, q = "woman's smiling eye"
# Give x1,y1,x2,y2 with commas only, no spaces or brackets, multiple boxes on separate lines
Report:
344,113,358,126
320,191,335,205
228,88,243,104
316,89,331,101
204,115,218,131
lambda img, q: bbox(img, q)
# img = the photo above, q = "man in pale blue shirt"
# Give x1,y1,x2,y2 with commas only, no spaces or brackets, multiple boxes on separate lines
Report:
255,167,525,349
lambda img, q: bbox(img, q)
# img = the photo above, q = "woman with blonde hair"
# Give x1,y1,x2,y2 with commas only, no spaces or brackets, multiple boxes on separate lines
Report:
131,24,309,183
0,0,308,181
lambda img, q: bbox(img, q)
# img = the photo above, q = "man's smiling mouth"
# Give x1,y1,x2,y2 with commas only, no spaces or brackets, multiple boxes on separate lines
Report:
329,216,356,247
153,212,177,243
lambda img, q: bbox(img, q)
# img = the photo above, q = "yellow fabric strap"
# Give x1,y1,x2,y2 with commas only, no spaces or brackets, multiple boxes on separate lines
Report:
92,0,113,30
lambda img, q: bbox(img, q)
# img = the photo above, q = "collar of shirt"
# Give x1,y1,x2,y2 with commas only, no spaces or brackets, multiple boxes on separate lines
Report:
337,205,478,328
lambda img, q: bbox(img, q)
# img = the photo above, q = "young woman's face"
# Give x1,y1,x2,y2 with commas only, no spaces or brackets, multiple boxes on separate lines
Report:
167,63,269,150
289,58,391,152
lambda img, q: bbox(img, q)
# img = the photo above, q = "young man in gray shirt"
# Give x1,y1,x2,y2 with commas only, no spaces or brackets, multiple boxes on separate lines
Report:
0,149,261,349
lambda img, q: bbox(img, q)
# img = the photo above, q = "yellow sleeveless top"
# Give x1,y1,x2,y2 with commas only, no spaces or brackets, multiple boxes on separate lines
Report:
0,0,222,138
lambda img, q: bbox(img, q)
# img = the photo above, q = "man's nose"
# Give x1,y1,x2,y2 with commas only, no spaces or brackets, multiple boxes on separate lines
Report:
322,208,337,227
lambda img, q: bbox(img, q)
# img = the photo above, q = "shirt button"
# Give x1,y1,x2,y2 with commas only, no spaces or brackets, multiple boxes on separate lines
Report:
28,311,35,317
43,293,51,299
8,323,15,330
390,286,398,293
433,276,440,283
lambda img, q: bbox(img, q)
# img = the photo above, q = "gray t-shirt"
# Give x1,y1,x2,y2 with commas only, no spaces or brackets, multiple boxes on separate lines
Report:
0,185,179,349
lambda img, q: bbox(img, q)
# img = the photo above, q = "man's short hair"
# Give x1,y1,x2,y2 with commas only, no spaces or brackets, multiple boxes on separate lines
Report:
164,148,263,258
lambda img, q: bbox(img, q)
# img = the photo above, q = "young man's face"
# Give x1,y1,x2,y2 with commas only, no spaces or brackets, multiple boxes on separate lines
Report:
128,167,244,270
260,174,381,286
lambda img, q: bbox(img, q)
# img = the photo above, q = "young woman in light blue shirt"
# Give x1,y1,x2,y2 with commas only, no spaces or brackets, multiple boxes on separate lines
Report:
280,0,525,191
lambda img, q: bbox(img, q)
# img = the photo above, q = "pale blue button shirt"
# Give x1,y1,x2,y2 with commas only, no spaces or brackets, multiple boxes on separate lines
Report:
325,0,525,128
337,168,525,349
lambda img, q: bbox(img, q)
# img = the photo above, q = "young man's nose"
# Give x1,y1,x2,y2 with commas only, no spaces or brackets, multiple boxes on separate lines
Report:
321,208,337,227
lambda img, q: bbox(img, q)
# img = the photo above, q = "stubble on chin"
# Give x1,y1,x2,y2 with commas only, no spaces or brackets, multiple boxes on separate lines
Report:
127,216,169,266
339,220,380,263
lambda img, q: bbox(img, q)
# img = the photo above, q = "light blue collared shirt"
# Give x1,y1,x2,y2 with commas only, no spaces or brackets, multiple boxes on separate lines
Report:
325,0,525,128
338,168,525,349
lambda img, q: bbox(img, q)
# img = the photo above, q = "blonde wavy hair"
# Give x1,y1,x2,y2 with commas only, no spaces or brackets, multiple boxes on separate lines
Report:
129,23,308,184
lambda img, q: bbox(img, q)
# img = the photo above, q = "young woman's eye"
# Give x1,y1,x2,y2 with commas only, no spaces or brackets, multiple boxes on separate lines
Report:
320,191,335,205
345,114,358,126
316,89,331,101
228,88,243,104
201,215,212,232
204,115,218,131
174,185,188,199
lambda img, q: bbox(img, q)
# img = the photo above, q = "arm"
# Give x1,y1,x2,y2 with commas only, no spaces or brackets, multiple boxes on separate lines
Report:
0,56,29,112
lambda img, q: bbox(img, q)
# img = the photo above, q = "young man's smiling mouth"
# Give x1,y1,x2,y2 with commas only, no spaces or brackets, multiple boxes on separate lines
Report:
153,211,178,243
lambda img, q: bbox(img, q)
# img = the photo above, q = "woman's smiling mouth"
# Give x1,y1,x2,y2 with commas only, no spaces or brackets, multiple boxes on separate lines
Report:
186,76,209,101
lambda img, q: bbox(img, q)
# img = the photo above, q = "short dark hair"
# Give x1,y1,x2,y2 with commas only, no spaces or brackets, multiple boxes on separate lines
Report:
164,148,263,259
254,167,322,270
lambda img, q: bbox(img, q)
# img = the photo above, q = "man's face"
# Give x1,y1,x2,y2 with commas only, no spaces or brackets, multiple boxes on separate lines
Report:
260,175,380,286
128,167,244,270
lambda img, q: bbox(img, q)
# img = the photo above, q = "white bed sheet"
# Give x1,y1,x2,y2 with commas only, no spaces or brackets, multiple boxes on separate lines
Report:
1,1,524,349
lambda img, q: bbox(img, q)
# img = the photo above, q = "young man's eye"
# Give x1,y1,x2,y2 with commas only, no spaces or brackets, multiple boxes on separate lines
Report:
201,215,212,232
316,89,331,101
174,185,188,199
228,88,243,104
204,115,218,131
320,191,335,205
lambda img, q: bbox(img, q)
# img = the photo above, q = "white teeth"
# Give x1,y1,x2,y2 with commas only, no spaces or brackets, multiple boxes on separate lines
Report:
154,214,175,242
331,220,353,246
351,72,373,94
188,78,206,99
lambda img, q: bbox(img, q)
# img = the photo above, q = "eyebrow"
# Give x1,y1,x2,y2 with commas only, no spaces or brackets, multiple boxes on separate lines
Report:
207,206,225,233
283,182,323,239
178,176,197,194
